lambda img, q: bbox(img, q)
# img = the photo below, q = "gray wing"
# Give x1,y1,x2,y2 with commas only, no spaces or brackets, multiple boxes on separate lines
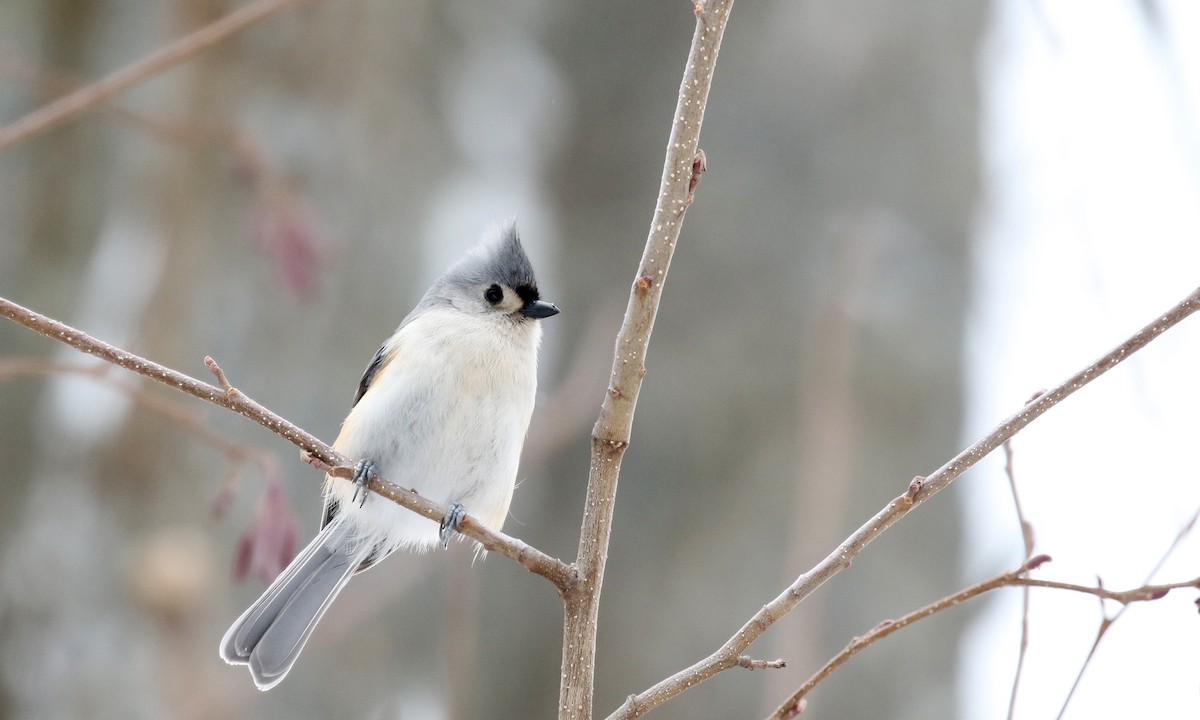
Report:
320,342,388,531
319,340,398,572
352,342,389,407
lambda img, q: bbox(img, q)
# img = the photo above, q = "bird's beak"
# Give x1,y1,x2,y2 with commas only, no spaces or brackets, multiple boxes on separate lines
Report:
520,300,560,319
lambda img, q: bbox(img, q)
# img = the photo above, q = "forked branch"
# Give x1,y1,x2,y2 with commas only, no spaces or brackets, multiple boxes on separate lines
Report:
561,1,732,718
608,285,1200,719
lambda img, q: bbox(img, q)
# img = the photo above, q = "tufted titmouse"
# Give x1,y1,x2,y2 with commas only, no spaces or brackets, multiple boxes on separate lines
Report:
219,221,558,690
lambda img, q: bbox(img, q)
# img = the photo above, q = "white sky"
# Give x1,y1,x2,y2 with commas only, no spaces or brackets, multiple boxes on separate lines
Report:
964,0,1200,718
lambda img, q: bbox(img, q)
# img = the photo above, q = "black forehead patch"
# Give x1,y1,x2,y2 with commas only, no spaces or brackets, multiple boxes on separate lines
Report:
514,284,541,304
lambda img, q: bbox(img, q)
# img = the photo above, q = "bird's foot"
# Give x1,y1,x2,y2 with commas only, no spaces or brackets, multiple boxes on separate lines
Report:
350,460,376,508
439,502,467,549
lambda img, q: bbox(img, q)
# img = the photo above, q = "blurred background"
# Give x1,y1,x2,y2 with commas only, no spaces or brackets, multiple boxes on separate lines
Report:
0,1,1197,719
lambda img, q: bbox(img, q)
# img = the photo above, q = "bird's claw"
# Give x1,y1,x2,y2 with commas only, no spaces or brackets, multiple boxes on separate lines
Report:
439,502,467,549
351,460,376,508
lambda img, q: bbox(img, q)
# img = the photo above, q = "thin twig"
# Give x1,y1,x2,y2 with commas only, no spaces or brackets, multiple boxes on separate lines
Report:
0,296,576,590
0,46,246,151
771,216,878,704
1144,504,1200,583
1052,504,1200,720
1015,575,1200,603
0,359,274,474
0,0,322,153
769,555,1050,720
1054,606,1108,720
205,356,239,395
767,555,1198,720
559,2,733,719
607,285,1200,719
735,656,787,671
1003,437,1034,720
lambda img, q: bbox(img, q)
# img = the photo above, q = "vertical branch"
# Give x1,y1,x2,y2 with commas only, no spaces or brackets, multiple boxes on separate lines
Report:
558,2,734,719
605,285,1200,719
1003,438,1034,720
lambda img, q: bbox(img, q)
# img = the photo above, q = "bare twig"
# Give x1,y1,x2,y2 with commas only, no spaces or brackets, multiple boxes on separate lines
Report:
0,296,576,590
0,0,322,153
1054,599,1110,720
1052,504,1200,720
767,555,1198,720
685,150,707,207
0,359,276,478
205,356,239,395
608,285,1200,719
736,656,787,671
1003,437,1034,720
769,555,1051,720
1015,575,1200,603
1144,505,1200,583
560,2,734,719
771,216,877,705
0,46,246,151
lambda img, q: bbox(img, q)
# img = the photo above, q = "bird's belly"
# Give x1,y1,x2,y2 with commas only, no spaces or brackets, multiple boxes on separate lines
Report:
326,348,534,553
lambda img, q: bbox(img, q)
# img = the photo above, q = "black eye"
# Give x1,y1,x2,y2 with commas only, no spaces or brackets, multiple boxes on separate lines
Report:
484,284,504,304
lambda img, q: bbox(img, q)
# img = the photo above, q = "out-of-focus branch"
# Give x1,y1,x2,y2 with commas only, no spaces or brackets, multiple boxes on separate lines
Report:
0,0,324,153
0,359,270,466
1002,437,1034,720
607,285,1200,719
1052,504,1200,720
771,213,879,706
0,296,576,590
0,46,244,151
560,2,731,719
0,358,279,517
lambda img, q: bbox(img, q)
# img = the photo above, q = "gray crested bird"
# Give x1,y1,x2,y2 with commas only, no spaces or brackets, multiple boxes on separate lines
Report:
219,221,558,689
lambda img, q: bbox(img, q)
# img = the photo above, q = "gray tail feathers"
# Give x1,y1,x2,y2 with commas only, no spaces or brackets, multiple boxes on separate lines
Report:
219,519,371,690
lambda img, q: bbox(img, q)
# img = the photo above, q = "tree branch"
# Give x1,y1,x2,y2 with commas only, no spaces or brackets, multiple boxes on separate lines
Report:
0,295,576,590
770,555,1049,720
0,358,281,518
767,555,1200,719
559,2,731,718
1012,575,1200,603
1002,437,1034,720
0,0,323,153
607,285,1200,719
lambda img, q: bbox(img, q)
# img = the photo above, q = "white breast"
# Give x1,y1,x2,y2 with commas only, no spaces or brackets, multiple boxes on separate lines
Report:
326,308,541,553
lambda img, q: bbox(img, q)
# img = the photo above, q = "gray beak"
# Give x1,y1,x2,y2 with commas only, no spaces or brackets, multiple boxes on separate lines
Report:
520,300,560,319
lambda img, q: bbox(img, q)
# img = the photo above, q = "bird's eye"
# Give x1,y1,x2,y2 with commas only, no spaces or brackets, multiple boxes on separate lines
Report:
484,284,504,304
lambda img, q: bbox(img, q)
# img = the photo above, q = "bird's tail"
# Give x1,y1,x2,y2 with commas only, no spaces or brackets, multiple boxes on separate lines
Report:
219,518,371,690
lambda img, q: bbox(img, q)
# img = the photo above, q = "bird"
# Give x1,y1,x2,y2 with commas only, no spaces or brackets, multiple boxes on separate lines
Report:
219,221,559,690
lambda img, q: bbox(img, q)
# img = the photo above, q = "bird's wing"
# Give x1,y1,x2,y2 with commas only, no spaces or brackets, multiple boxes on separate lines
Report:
321,341,396,529
352,342,390,407
320,339,401,576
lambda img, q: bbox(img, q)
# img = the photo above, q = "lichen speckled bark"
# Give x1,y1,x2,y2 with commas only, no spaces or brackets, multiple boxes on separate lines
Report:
559,3,735,719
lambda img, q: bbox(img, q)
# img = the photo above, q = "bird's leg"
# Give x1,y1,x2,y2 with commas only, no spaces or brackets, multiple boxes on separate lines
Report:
350,460,376,508
439,502,467,549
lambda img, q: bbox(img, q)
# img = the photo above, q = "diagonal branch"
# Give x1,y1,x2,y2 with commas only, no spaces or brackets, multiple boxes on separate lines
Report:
768,555,1200,720
0,295,575,590
769,555,1051,720
559,2,731,719
0,0,323,153
607,285,1200,719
